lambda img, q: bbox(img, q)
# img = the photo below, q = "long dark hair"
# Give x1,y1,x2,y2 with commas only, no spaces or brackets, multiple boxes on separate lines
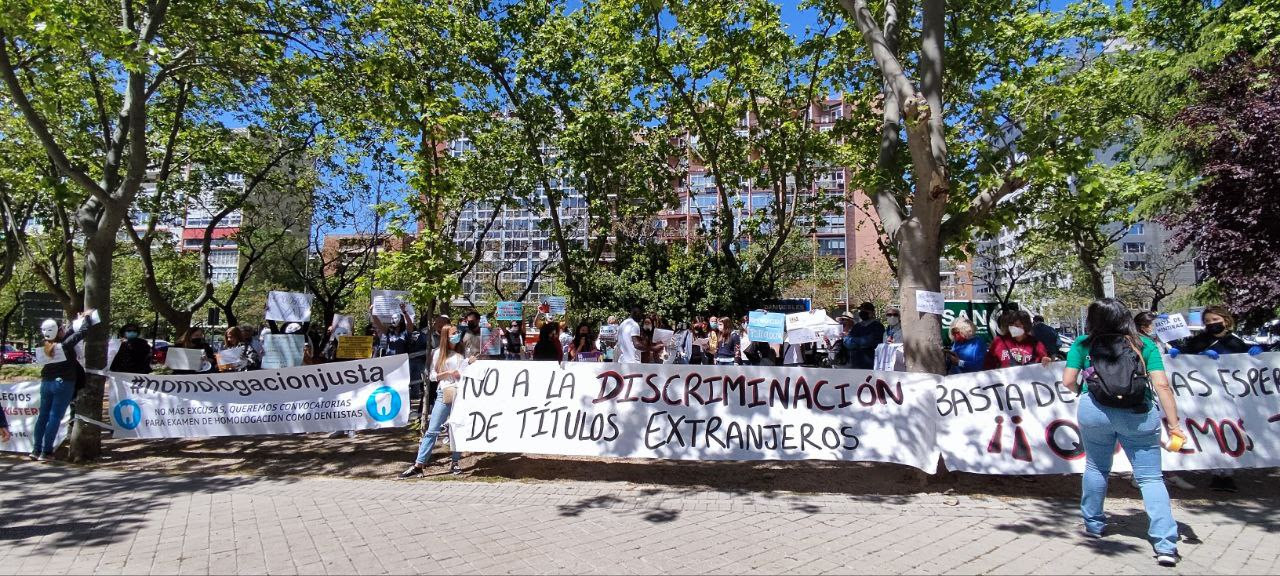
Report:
573,322,595,350
1084,298,1144,352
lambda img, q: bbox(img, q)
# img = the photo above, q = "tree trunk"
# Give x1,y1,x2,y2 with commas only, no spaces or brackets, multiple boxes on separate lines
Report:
68,214,118,462
898,220,945,374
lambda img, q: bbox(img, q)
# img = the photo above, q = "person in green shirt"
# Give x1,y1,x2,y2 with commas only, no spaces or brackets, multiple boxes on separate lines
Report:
1060,298,1185,567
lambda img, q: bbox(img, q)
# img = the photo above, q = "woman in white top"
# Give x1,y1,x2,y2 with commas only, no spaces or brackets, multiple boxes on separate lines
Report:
400,324,476,478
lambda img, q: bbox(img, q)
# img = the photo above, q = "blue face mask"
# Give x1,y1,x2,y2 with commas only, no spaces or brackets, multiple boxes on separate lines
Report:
448,332,462,345
124,331,139,339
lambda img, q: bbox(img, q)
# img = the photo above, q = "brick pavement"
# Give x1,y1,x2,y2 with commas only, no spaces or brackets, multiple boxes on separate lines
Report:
0,460,1275,575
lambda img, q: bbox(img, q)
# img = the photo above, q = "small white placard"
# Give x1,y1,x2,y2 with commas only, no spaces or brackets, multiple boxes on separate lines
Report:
164,347,205,371
265,291,313,323
1154,313,1192,343
915,290,946,315
371,290,414,322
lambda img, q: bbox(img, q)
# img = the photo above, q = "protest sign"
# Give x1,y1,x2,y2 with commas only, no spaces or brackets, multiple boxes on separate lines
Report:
874,343,905,372
107,356,411,438
935,352,1280,474
495,302,524,322
785,310,839,344
216,347,243,371
336,335,375,359
915,290,946,315
331,314,354,336
262,334,306,369
0,381,70,454
371,290,414,322
1154,313,1192,343
748,310,786,344
449,361,942,471
651,328,675,347
34,345,67,365
71,309,101,332
164,348,206,372
545,296,567,316
265,291,313,323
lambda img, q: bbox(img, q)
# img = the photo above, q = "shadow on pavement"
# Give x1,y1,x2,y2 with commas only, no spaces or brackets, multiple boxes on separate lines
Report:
0,458,293,550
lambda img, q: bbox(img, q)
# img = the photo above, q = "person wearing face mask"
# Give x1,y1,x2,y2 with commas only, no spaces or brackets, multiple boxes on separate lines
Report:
532,321,563,361
31,310,93,461
1175,305,1251,357
370,301,415,358
842,302,885,370
568,323,603,362
459,310,484,360
399,324,476,478
110,322,153,374
883,308,903,343
1133,312,1170,354
1172,305,1251,493
983,310,1053,369
504,321,525,360
174,327,218,375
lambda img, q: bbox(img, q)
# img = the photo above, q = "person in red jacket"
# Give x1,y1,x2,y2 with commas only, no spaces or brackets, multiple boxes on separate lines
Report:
983,310,1053,369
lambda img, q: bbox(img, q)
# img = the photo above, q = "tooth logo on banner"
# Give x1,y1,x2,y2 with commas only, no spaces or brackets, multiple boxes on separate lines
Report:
365,386,401,422
113,399,143,430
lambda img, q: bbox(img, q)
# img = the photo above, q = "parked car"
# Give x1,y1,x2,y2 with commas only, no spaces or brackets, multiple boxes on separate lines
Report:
1,344,35,364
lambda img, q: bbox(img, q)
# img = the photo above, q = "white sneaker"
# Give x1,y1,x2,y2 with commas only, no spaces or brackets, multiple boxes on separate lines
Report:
1167,475,1195,490
1156,553,1179,567
346,430,357,438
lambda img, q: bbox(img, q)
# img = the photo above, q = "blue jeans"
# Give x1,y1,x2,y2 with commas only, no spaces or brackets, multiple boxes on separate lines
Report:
1077,393,1178,555
414,396,461,466
33,378,74,455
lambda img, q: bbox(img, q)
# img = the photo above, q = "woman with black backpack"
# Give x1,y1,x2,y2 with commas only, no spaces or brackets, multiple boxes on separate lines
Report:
1061,298,1184,567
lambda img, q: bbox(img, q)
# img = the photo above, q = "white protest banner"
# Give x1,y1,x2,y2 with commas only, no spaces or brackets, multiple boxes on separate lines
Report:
262,334,306,369
449,361,941,471
1154,313,1192,343
915,290,946,315
371,290,414,322
265,291,313,323
107,355,411,438
748,310,786,344
936,352,1280,474
0,381,70,454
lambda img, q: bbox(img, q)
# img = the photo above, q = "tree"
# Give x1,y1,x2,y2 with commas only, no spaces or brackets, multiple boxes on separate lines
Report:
1166,55,1280,324
0,0,342,461
1115,241,1194,312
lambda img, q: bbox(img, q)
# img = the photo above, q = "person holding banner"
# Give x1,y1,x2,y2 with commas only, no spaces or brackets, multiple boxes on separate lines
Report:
218,327,262,372
399,324,475,478
944,318,987,375
504,321,525,360
532,322,562,361
983,310,1052,369
568,323,603,362
31,311,93,461
1061,298,1184,567
173,327,217,375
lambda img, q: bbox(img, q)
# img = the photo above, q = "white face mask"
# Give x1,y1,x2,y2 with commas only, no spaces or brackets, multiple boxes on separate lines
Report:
1008,326,1026,339
886,317,900,326
40,319,59,341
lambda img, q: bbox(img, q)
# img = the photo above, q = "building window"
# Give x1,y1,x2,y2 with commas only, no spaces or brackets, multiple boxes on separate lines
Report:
1123,260,1148,271
1127,223,1145,235
1122,242,1145,254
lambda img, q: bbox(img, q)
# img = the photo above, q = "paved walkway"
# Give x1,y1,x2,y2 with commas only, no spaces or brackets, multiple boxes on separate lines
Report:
0,460,1275,575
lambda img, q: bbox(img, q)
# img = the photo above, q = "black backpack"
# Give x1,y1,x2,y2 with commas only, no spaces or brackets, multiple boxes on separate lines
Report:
1084,335,1150,409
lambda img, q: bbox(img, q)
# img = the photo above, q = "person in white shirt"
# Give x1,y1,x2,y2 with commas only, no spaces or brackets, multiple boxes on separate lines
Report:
616,305,664,364
400,324,476,478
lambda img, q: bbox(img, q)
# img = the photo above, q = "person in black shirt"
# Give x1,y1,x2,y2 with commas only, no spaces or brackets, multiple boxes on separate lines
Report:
504,321,525,360
1175,305,1252,356
32,311,92,461
110,322,153,374
1032,315,1064,360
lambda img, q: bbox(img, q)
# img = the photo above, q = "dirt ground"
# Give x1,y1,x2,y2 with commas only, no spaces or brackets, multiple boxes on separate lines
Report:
14,427,1266,503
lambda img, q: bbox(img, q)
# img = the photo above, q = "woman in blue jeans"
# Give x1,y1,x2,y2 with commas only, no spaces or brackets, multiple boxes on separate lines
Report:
1061,298,1185,567
32,311,92,461
399,324,476,478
